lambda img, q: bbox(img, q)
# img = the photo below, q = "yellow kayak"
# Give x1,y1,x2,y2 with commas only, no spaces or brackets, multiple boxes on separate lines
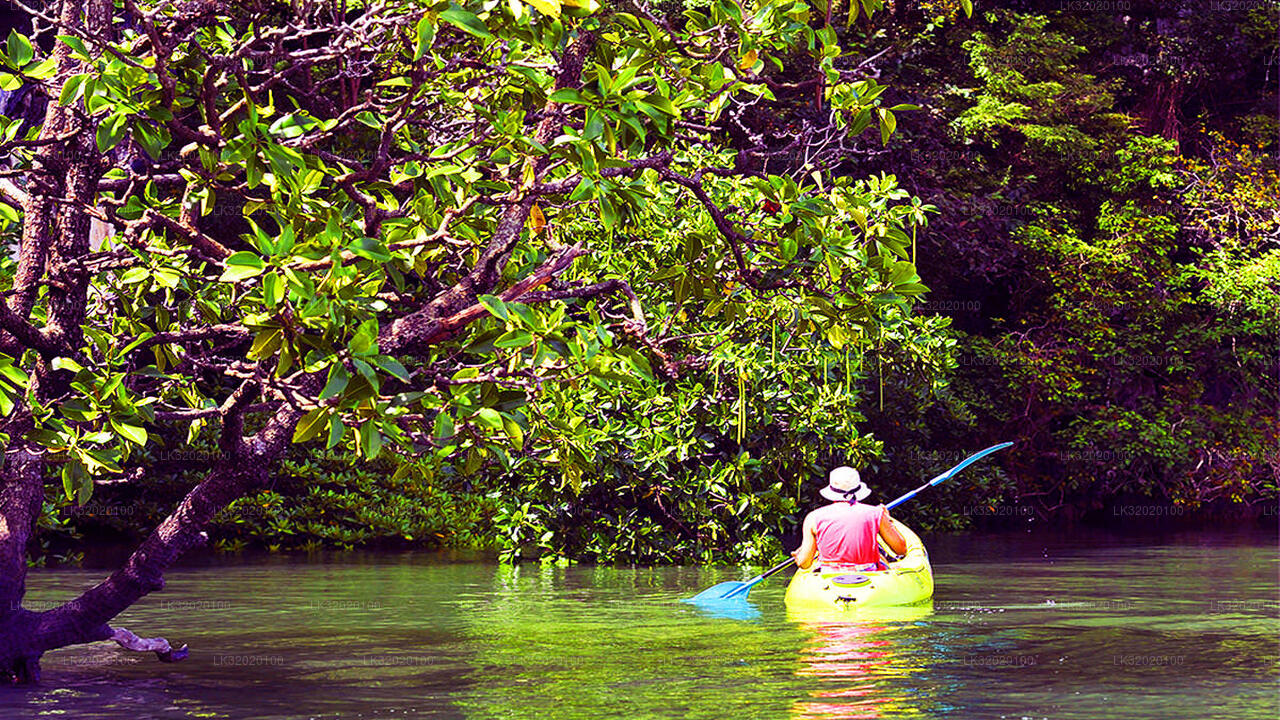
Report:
784,520,933,611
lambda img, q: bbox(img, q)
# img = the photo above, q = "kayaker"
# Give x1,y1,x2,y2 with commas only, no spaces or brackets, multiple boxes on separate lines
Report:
790,466,907,571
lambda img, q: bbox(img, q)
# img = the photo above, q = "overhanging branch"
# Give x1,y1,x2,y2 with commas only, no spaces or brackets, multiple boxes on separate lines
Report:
0,179,27,209
383,243,588,354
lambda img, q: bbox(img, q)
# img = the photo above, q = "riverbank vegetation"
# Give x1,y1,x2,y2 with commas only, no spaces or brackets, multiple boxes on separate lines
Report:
5,0,1277,588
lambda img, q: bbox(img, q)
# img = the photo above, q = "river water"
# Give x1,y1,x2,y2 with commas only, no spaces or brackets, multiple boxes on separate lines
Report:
4,526,1276,719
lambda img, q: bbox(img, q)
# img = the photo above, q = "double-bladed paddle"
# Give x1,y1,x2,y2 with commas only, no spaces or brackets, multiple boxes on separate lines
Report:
686,441,1014,603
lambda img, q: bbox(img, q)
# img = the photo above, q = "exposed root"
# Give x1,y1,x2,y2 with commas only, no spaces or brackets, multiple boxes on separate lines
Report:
109,627,189,663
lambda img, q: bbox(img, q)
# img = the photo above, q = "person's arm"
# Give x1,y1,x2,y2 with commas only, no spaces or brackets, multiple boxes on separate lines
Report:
878,506,908,556
790,512,818,569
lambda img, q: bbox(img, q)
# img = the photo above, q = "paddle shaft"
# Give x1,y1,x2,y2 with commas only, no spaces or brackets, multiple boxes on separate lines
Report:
759,556,797,581
719,557,796,598
885,442,1014,510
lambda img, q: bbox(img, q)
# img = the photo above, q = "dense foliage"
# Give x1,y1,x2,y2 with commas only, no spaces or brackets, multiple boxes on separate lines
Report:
8,0,1277,572
856,1,1278,528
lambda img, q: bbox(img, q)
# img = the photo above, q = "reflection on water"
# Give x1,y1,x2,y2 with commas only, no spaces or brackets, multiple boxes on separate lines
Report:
790,605,934,720
1,527,1275,720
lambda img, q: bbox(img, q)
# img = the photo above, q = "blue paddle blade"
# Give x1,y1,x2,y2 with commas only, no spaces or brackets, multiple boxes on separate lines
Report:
928,441,1013,486
682,596,762,621
720,579,761,599
687,581,750,602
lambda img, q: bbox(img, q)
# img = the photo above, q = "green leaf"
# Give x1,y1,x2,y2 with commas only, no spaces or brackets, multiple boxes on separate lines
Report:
132,122,170,160
82,431,113,445
22,57,55,80
59,73,89,106
292,408,328,443
525,0,561,17
245,155,263,189
563,461,582,495
120,266,151,285
440,7,492,39
372,355,411,383
80,448,120,474
886,260,919,286
110,420,148,446
478,295,509,321
0,202,18,224
549,88,590,105
326,414,345,449
7,30,33,68
95,112,128,153
0,362,27,386
352,357,379,387
507,302,539,330
413,16,436,61
569,177,596,201
494,329,533,348
348,237,392,262
779,236,798,261
650,265,685,282
61,462,80,502
248,328,283,359
474,407,503,431
623,350,653,382
56,34,89,59
220,251,266,282
433,411,456,442
51,357,84,373
262,272,282,306
878,109,896,145
319,365,350,401
827,325,847,350
598,195,618,231
639,93,678,116
359,422,382,459
75,470,92,504
349,319,379,356
503,416,525,451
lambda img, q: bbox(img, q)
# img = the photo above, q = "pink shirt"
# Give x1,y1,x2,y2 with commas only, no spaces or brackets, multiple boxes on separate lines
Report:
811,502,884,565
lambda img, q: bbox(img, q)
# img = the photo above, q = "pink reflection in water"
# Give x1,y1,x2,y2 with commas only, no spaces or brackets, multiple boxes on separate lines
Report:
791,621,914,720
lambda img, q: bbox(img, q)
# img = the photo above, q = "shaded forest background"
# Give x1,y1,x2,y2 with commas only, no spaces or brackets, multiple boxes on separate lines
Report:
16,0,1277,564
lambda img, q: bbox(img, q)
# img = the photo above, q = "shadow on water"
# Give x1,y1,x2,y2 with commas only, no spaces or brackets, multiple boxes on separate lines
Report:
2,526,1276,719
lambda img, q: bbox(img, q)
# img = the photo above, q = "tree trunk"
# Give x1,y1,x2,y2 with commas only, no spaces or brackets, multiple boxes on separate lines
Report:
0,438,45,684
0,404,303,683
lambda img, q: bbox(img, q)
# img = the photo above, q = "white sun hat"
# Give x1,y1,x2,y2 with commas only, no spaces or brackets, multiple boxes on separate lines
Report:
820,466,871,503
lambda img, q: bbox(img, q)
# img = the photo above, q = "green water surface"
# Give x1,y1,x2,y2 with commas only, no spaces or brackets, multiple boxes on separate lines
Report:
4,527,1276,719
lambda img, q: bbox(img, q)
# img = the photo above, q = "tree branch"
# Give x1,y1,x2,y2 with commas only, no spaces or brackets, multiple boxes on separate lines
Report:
658,167,782,290
383,243,588,354
128,324,251,358
0,299,72,358
517,279,647,327
0,179,27,209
